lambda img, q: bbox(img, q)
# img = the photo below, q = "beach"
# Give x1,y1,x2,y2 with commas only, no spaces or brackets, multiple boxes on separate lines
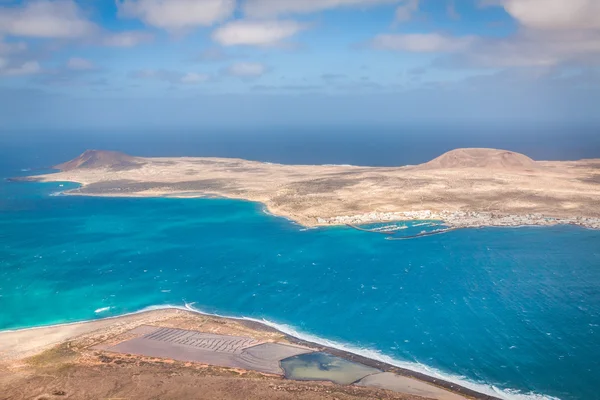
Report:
0,308,480,400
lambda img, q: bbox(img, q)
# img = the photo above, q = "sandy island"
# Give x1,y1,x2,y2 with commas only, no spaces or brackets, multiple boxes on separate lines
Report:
0,308,492,400
19,147,600,229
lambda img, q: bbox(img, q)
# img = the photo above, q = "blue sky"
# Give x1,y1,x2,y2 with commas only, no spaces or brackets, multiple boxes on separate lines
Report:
1,0,599,129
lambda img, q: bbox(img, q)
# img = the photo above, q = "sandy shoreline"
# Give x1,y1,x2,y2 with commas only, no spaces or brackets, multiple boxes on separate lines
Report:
12,177,600,231
0,307,498,400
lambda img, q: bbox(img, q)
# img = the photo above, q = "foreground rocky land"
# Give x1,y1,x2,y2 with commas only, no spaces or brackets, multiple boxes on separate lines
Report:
23,148,600,229
0,309,470,400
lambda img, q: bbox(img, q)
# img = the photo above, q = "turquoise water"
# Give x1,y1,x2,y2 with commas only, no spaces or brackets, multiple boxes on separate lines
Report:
1,179,599,400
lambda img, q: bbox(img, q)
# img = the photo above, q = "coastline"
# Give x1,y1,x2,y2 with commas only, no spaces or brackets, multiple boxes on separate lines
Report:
0,305,506,400
21,177,600,231
316,210,600,230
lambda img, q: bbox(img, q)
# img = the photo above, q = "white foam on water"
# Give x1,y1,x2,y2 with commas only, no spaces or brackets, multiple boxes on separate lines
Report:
94,307,112,313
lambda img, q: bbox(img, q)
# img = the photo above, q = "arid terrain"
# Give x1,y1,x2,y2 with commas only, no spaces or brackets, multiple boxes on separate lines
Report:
0,309,476,400
23,148,600,228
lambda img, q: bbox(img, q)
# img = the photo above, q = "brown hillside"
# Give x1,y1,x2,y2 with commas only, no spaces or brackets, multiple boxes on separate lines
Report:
415,148,538,170
54,150,143,171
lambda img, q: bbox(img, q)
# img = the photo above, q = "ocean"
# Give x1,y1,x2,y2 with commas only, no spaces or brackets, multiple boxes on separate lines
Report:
1,126,599,168
1,128,599,400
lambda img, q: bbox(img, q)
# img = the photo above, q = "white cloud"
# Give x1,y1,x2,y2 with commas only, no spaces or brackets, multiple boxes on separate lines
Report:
117,0,236,31
224,62,266,77
181,72,210,83
212,20,305,46
371,33,475,52
243,0,400,17
375,30,600,68
0,38,26,55
0,0,97,38
67,57,94,70
451,30,600,68
469,0,600,66
0,2,152,48
131,68,210,84
499,0,600,31
102,31,154,47
0,36,39,76
395,0,419,22
0,60,40,76
461,1,600,67
372,0,600,68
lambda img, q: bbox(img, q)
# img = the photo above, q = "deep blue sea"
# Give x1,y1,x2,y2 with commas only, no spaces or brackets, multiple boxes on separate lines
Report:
1,128,599,400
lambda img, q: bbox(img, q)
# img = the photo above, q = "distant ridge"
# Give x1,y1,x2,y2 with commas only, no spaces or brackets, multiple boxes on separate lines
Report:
55,150,142,171
54,148,541,172
415,148,538,170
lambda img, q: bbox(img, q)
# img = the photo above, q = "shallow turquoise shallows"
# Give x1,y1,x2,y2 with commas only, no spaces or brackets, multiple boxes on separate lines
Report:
1,180,599,400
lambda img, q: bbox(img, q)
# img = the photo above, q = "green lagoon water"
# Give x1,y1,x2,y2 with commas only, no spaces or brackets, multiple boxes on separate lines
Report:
1,177,599,400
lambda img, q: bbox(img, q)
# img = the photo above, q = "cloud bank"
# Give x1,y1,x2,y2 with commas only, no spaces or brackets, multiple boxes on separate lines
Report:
212,20,305,46
117,0,236,31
